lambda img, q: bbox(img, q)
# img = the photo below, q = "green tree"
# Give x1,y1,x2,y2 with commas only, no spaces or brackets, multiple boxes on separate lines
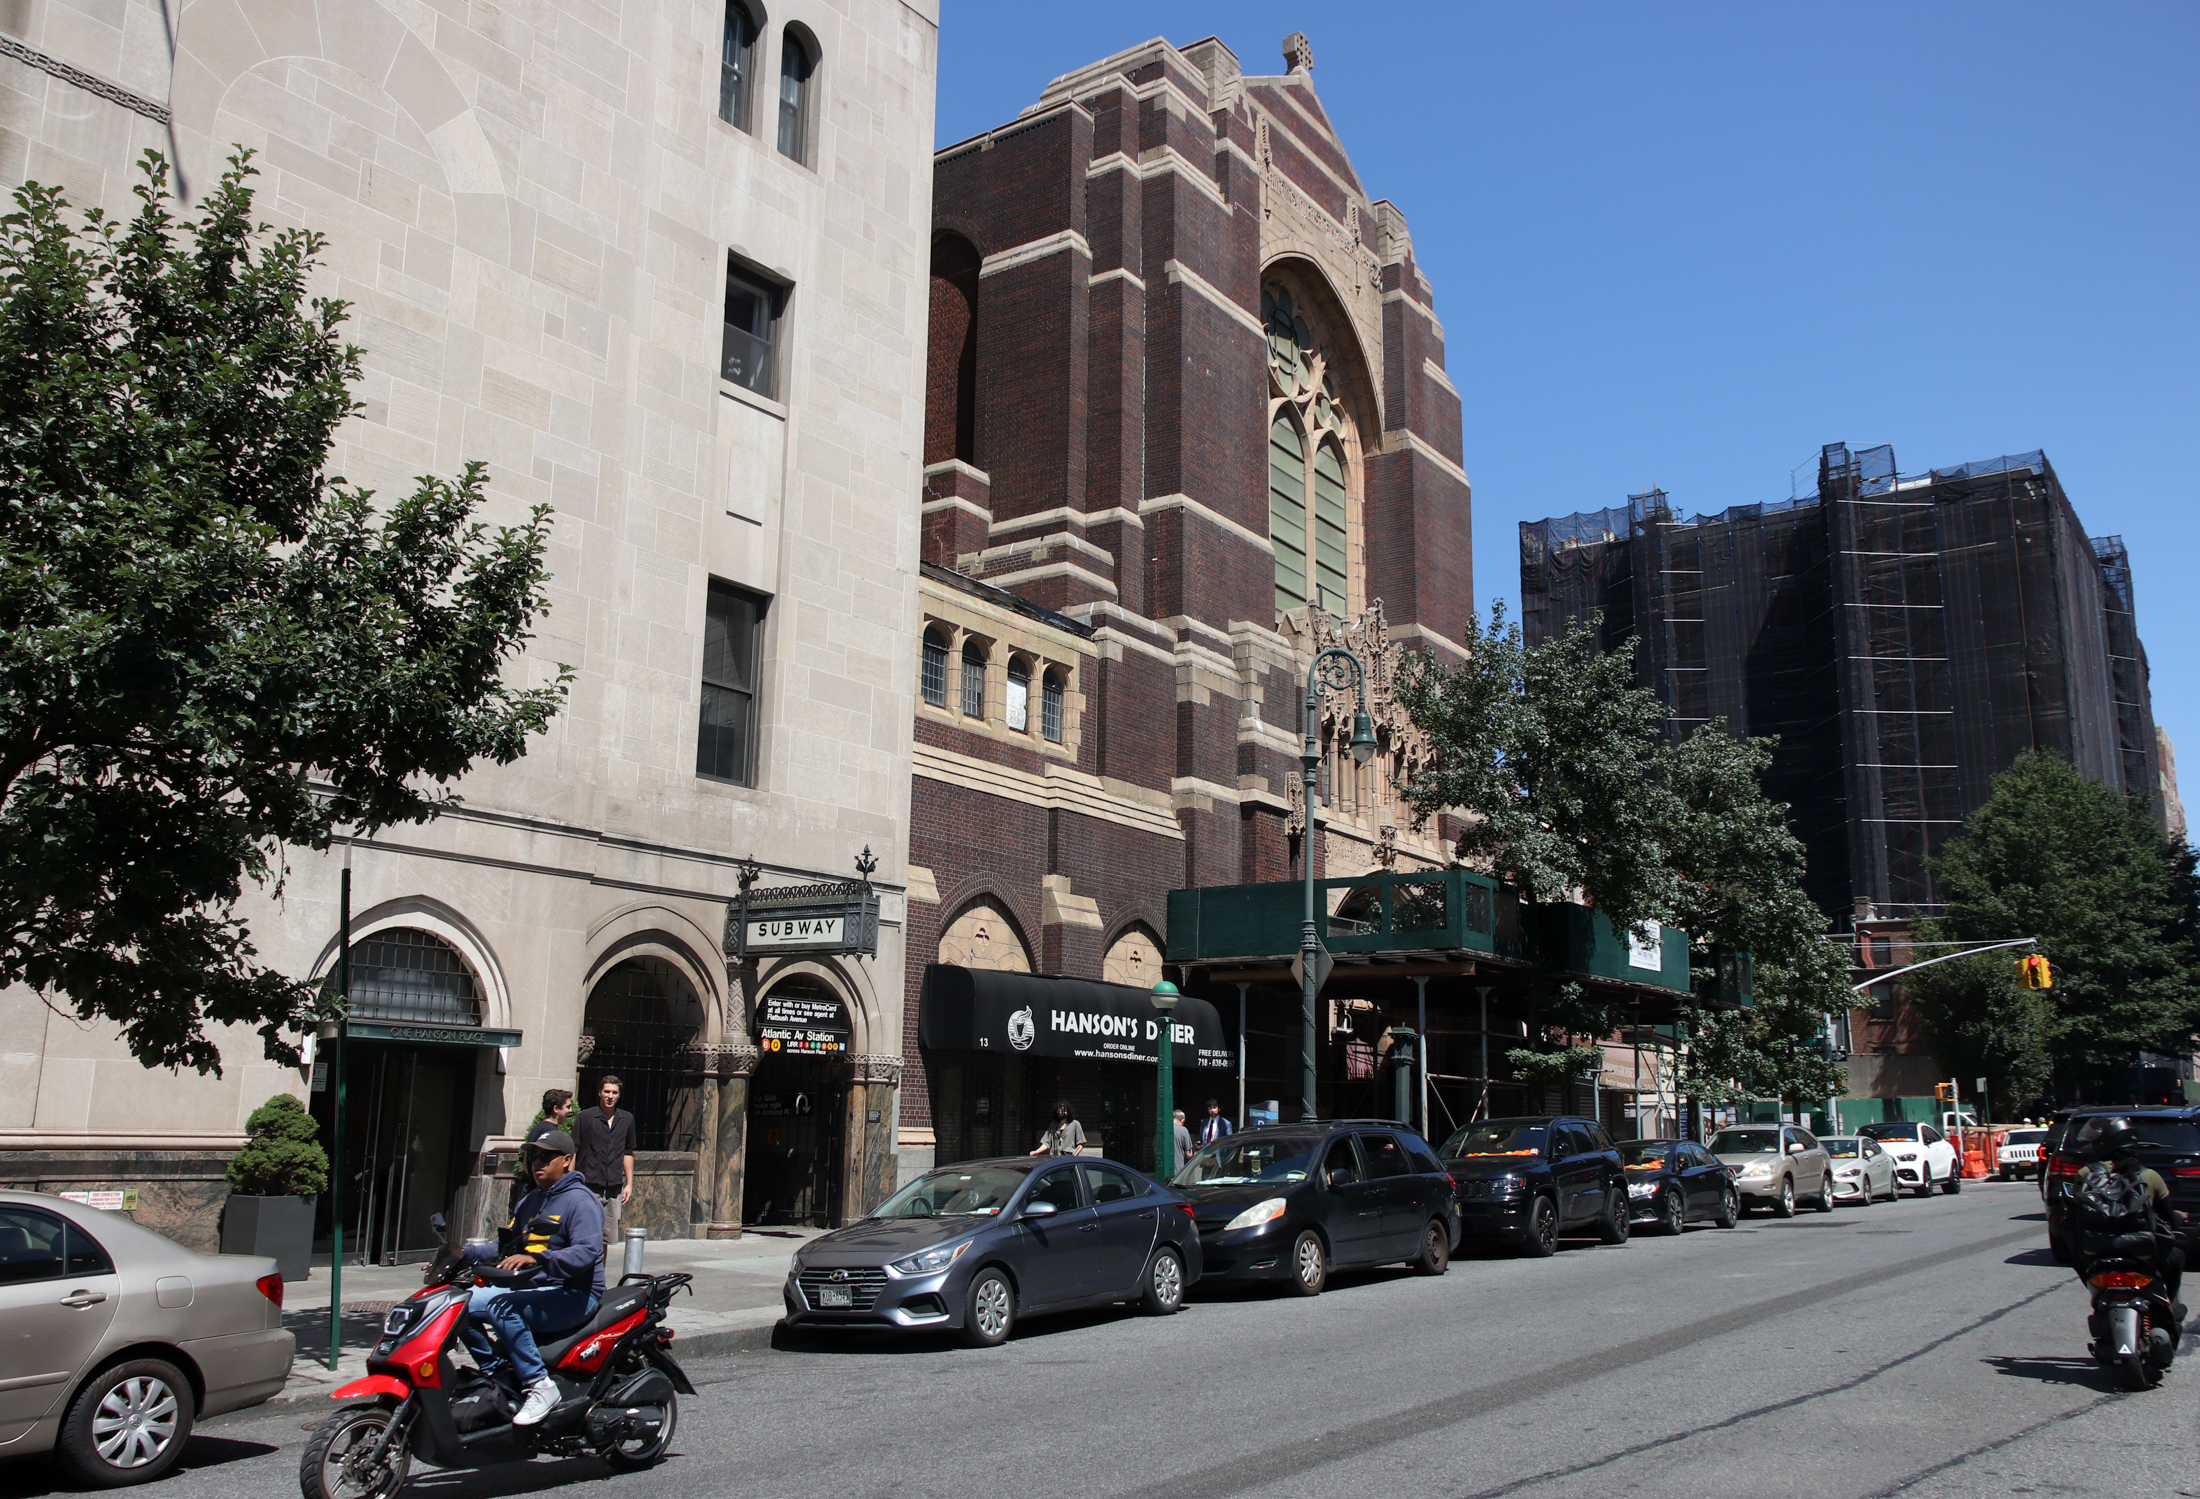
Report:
1929,750,2200,1094
1897,945,2056,1114
0,154,567,1076
224,1093,330,1197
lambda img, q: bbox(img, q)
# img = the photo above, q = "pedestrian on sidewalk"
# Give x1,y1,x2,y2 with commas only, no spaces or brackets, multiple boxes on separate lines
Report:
510,1088,576,1209
574,1076,636,1251
1030,1100,1087,1157
1171,1109,1192,1175
1200,1098,1233,1146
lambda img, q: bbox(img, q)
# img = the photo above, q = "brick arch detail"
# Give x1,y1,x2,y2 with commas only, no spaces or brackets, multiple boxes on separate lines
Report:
932,879,1043,971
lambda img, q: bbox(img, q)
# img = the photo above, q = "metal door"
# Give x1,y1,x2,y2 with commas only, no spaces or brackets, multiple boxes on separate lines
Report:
745,1056,846,1228
0,1207,118,1445
1080,1162,1156,1292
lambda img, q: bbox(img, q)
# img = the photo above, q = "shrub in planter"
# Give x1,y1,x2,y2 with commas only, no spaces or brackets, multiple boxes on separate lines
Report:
221,1094,329,1278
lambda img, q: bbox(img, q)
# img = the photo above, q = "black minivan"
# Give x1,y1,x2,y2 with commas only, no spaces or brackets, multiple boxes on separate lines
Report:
1440,1115,1630,1256
1172,1121,1462,1295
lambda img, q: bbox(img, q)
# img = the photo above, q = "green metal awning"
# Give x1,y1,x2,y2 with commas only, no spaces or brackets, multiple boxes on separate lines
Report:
342,1020,523,1048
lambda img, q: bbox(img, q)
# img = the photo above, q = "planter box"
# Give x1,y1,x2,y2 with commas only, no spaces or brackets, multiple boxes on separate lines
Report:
220,1194,314,1280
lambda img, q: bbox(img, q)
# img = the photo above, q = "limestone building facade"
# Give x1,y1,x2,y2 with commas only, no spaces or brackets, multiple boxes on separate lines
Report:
900,34,1475,1174
0,0,937,1253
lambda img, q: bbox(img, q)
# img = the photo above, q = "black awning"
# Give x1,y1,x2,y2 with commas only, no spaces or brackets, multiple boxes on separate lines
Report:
918,964,1232,1070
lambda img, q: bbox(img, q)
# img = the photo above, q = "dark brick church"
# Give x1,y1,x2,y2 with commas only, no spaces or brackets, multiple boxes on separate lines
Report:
898,32,1478,1176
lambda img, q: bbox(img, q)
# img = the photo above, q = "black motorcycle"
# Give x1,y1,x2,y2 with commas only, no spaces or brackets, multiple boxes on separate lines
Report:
301,1215,695,1499
2083,1253,2182,1391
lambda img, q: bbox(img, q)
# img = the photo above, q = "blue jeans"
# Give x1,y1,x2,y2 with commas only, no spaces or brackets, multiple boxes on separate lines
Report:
460,1285,598,1386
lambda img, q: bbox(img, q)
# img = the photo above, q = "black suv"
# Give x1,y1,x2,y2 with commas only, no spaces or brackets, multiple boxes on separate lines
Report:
1439,1115,1630,1256
1172,1121,1462,1295
2044,1104,2200,1263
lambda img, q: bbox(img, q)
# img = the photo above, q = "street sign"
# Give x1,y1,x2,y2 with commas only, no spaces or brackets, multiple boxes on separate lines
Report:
725,877,880,960
1289,946,1335,995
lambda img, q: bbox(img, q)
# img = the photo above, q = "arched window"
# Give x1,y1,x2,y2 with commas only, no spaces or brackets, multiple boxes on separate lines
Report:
720,2,760,130
777,28,815,162
338,928,481,1026
1005,658,1030,731
1041,669,1064,743
926,236,980,466
960,640,987,719
1313,441,1348,614
921,627,948,708
583,957,705,1152
1269,411,1308,614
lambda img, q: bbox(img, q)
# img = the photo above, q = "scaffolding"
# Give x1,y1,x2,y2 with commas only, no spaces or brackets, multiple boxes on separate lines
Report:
1520,442,2162,924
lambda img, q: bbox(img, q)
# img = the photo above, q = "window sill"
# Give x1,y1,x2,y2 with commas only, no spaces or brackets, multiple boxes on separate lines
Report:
694,771,764,793
720,381,787,420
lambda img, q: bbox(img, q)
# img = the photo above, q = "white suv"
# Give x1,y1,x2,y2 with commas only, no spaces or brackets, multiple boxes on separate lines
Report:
1858,1121,1960,1196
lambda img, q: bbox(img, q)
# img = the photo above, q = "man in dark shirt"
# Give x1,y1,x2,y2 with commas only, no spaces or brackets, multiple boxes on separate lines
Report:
574,1076,636,1252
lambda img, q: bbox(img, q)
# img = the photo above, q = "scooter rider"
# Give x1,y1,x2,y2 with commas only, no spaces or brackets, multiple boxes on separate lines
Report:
2074,1116,2186,1307
458,1129,604,1426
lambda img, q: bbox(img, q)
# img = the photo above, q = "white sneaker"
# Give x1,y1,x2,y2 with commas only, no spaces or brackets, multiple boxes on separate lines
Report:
513,1377,559,1427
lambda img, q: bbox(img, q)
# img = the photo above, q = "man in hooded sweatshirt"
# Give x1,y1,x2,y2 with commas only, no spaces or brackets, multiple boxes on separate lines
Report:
460,1130,604,1426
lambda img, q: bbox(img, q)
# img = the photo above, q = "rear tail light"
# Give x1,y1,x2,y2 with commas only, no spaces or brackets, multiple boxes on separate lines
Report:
2167,1166,2200,1181
1173,1202,1195,1217
256,1274,284,1309
2089,1270,2155,1290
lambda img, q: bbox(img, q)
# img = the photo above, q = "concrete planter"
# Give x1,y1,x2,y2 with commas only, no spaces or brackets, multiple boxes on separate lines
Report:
220,1194,314,1280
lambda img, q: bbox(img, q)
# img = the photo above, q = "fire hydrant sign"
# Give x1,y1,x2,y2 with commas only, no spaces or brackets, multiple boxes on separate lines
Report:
757,990,852,1055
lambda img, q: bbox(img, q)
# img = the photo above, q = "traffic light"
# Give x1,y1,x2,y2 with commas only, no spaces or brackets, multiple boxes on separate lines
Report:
2015,953,2053,989
1933,1083,1956,1105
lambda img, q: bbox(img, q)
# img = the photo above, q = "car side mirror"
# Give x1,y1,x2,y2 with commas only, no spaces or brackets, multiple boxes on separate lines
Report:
1022,1199,1059,1218
1327,1168,1353,1188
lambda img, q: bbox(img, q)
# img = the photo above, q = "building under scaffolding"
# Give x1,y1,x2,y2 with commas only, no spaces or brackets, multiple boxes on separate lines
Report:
1522,443,2165,923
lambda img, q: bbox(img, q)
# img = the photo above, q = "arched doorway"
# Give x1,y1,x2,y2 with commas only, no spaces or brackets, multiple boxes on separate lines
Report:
743,972,853,1227
581,957,706,1151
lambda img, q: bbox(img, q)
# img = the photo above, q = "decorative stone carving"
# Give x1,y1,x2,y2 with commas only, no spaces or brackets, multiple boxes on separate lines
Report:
848,1052,903,1087
574,1034,596,1065
1375,824,1398,868
1282,32,1314,73
1286,774,1306,838
674,1042,759,1079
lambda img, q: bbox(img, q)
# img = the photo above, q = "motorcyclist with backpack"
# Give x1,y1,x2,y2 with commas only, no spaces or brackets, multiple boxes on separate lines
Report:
2070,1116,2185,1309
458,1129,605,1426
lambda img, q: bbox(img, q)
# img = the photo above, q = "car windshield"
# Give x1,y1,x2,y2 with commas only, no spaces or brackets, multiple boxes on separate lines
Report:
1710,1129,1781,1155
870,1165,1029,1218
2005,1130,2048,1144
1617,1143,1669,1168
1440,1122,1547,1158
1174,1135,1320,1187
1822,1138,1861,1158
1859,1123,1919,1141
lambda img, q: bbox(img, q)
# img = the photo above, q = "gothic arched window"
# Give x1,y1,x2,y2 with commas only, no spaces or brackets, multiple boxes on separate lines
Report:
1262,281,1358,619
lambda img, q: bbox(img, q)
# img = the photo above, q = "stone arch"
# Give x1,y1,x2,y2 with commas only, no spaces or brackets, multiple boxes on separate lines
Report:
1100,922,1165,989
927,232,980,466
937,896,1034,975
750,954,881,1056
310,893,512,1032
584,903,731,1044
1259,254,1381,452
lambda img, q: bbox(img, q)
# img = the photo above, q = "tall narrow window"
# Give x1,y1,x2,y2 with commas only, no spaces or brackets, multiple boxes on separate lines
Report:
1269,413,1308,614
1314,441,1348,614
777,29,815,162
1005,659,1030,731
921,628,948,708
697,582,766,784
722,264,781,398
1041,671,1064,743
960,642,986,719
719,3,758,130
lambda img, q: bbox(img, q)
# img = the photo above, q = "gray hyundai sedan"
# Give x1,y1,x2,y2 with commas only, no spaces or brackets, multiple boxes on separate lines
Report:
781,1156,1201,1346
0,1190,294,1486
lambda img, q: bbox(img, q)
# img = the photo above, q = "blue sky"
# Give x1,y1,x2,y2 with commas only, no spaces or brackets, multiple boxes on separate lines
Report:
936,2,2200,800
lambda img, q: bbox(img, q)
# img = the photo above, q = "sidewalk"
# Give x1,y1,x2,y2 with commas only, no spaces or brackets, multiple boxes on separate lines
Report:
275,1228,821,1402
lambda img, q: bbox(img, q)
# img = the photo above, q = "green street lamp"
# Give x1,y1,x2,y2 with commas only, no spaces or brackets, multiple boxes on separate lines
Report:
1151,979,1181,1180
1299,648,1378,1121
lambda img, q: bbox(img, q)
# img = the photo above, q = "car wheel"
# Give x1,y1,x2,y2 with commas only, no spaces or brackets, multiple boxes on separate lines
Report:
1854,1179,1870,1208
1521,1195,1560,1258
2048,1230,2070,1264
1289,1229,1328,1295
1140,1247,1185,1315
1942,1168,1962,1195
1713,1185,1738,1229
1410,1217,1451,1276
1999,1167,2011,1182
1912,1167,1933,1199
1816,1174,1836,1212
957,1268,1016,1347
1595,1190,1630,1245
1659,1189,1686,1236
300,1402,411,1499
1772,1177,1796,1218
56,1358,195,1489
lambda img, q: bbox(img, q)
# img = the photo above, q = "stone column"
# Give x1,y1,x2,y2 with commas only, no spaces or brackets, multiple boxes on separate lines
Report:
847,1053,903,1222
706,1045,759,1239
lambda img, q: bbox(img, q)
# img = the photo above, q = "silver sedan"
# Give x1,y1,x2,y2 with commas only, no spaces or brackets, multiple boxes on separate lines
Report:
1822,1137,1901,1203
0,1190,294,1486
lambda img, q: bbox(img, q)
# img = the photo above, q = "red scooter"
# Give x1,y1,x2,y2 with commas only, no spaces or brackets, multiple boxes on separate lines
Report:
301,1215,695,1499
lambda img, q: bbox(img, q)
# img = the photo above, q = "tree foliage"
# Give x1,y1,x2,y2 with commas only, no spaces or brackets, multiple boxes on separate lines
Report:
1395,604,1848,1110
224,1093,330,1197
1898,946,2056,1114
0,154,567,1074
1928,750,2200,1094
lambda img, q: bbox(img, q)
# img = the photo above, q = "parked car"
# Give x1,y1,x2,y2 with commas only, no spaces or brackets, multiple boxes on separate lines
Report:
1440,1115,1630,1256
1996,1128,2050,1181
1821,1136,1900,1203
782,1157,1200,1347
1615,1138,1738,1234
1709,1124,1835,1216
2038,1110,2082,1204
1857,1121,1961,1196
2044,1106,2200,1264
1174,1121,1460,1294
0,1191,293,1487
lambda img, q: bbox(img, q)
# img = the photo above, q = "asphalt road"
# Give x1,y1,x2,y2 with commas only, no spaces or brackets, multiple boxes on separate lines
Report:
6,1182,2194,1499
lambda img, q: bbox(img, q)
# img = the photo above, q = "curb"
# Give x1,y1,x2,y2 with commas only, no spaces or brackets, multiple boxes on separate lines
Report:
270,1319,787,1403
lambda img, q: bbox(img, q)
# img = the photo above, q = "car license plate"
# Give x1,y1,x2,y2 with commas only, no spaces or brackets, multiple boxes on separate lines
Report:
819,1285,852,1307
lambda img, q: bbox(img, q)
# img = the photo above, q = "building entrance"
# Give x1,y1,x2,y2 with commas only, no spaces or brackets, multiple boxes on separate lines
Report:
313,1041,476,1264
743,1054,845,1228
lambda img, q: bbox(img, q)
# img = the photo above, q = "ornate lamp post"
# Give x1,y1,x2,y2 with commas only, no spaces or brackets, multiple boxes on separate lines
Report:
1300,648,1378,1122
1151,979,1180,1178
